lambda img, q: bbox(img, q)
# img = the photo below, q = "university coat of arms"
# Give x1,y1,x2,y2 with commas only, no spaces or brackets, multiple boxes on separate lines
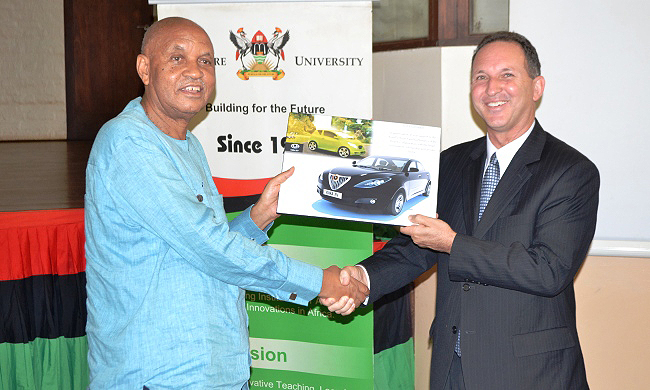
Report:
229,27,289,80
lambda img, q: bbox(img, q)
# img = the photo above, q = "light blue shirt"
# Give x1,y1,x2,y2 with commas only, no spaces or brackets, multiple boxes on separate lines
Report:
85,98,323,389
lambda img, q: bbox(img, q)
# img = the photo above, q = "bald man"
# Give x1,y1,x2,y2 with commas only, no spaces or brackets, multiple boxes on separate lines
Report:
84,17,367,389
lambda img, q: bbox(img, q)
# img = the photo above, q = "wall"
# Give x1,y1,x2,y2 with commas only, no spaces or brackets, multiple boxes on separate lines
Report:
0,1,67,140
372,46,483,148
372,47,441,129
574,256,650,389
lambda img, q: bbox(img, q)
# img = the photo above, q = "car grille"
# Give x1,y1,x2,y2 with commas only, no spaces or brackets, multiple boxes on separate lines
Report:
328,174,351,190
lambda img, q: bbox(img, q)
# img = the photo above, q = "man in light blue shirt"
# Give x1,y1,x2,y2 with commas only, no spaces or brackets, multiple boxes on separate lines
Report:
84,17,368,389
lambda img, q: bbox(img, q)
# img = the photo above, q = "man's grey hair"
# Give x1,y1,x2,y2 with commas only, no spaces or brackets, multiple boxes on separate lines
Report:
472,31,541,79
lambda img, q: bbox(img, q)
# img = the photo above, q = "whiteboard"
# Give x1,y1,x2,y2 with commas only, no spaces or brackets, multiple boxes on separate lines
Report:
511,0,650,254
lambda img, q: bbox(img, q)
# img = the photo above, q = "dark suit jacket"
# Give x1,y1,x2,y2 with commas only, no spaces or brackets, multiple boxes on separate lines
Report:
361,121,599,390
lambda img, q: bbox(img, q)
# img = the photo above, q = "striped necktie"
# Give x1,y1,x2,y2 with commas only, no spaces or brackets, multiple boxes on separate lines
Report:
478,152,500,221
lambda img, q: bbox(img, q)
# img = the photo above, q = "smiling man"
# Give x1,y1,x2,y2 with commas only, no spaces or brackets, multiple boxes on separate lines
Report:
326,31,599,389
84,17,367,390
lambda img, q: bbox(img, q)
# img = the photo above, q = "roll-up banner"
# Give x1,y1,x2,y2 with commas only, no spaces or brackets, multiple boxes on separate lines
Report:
157,1,372,187
157,2,375,389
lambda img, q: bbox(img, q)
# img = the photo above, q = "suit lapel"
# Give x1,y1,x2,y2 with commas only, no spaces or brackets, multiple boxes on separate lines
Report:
473,122,547,238
462,142,485,236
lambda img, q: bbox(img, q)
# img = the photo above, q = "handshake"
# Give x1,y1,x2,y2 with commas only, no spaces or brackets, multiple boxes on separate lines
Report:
318,265,368,316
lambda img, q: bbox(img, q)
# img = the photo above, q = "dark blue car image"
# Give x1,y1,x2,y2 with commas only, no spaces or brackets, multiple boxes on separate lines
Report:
317,156,431,215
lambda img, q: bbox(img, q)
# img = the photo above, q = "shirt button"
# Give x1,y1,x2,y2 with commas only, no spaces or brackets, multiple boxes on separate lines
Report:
463,283,470,291
452,326,458,334
197,194,203,202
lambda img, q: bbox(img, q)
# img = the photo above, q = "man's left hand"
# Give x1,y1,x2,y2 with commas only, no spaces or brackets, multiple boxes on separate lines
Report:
400,214,457,253
250,167,294,230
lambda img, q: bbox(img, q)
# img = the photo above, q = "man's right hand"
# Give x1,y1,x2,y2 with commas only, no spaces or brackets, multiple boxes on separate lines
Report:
319,266,368,316
318,265,368,316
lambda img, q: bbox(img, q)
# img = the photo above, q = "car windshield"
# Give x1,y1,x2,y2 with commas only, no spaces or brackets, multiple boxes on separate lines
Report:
356,156,409,172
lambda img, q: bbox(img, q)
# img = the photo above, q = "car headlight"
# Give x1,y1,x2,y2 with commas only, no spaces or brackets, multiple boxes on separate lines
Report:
354,177,391,188
348,142,358,147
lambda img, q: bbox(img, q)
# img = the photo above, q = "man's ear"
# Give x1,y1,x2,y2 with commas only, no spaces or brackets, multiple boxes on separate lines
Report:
136,54,150,86
533,75,545,102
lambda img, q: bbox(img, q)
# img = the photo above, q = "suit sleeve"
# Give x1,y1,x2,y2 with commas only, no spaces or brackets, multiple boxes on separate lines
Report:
360,233,438,303
448,158,599,297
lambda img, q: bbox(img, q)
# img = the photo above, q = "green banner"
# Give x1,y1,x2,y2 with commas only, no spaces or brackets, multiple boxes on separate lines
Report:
246,215,374,390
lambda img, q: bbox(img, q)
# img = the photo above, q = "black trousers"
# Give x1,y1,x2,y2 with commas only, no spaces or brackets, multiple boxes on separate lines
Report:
443,353,467,390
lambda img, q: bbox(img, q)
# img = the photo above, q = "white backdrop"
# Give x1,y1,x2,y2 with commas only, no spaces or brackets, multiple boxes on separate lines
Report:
158,2,372,181
511,0,650,252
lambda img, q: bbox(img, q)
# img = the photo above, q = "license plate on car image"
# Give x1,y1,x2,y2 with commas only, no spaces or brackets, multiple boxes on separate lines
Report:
323,189,342,199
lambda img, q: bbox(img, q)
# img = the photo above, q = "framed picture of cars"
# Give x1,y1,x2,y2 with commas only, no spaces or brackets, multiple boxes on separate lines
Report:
278,113,441,226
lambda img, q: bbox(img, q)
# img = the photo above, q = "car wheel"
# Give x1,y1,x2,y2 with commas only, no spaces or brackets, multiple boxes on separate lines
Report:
337,147,350,158
424,181,431,196
307,141,318,151
388,190,406,215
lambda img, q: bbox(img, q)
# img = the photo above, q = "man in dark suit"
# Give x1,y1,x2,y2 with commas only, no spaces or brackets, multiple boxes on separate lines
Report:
324,31,599,389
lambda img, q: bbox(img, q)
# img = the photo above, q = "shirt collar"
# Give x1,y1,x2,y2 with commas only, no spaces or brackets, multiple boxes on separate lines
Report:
485,121,535,179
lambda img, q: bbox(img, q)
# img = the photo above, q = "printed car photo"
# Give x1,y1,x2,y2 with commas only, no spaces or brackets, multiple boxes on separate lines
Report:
317,156,431,215
307,130,366,158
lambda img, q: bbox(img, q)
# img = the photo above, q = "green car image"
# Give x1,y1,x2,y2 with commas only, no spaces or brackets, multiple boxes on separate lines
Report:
306,130,366,158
